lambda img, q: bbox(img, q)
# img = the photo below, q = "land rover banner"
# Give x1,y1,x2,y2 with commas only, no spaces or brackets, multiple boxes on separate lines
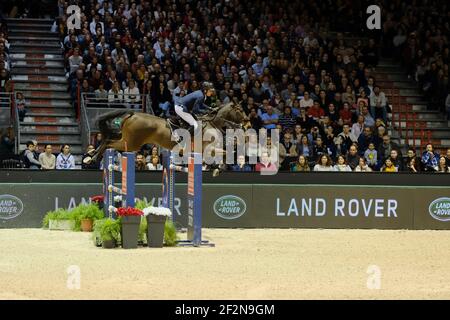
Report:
0,183,449,230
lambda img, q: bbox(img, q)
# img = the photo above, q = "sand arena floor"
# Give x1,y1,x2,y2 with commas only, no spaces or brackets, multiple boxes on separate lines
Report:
1,228,450,299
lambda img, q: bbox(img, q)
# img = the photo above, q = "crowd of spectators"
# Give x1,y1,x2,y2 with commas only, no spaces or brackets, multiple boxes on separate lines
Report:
382,0,450,119
0,14,11,93
58,0,396,171
1,0,450,174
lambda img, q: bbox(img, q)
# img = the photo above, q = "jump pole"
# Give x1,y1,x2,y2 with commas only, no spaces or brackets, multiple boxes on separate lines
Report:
162,150,214,247
103,148,135,218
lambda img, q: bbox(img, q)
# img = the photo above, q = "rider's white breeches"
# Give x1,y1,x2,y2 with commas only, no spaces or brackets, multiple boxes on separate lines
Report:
174,105,198,130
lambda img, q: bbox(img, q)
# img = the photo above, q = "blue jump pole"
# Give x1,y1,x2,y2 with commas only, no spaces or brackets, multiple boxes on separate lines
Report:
162,150,213,247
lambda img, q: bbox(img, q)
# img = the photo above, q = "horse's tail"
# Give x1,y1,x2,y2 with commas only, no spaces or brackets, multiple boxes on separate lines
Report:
96,109,134,141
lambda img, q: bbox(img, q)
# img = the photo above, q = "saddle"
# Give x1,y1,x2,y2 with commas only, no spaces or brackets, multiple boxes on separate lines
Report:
167,114,198,134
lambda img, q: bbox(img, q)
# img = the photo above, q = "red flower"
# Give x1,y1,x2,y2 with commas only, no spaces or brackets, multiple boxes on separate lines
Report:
116,207,144,217
90,195,105,203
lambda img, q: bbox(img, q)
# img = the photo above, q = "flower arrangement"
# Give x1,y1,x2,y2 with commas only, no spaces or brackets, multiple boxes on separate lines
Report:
116,206,143,217
114,195,122,203
143,206,172,217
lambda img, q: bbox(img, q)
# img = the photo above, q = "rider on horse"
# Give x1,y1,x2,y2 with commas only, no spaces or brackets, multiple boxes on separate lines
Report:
173,81,215,133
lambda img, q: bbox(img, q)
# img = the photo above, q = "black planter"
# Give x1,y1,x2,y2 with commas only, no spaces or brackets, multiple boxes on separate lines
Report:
146,214,167,248
102,239,116,249
121,215,141,249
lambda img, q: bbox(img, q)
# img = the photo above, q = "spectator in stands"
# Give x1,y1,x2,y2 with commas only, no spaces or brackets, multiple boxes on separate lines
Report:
0,127,14,156
404,148,421,172
108,81,123,107
82,145,99,170
291,155,311,172
355,157,373,172
230,155,252,172
378,135,401,163
154,82,172,117
364,142,378,169
0,68,11,92
380,158,398,173
68,47,82,76
339,102,353,126
346,145,361,170
313,154,334,171
389,149,404,171
123,79,140,109
279,131,297,171
279,106,296,132
255,151,277,173
300,92,314,109
147,155,162,171
15,92,27,122
23,141,41,169
39,144,56,170
94,82,108,108
351,115,365,139
437,156,450,173
406,157,420,173
94,133,103,149
296,135,313,159
307,101,325,122
445,148,450,167
135,153,147,171
260,105,278,131
336,124,357,155
360,106,375,127
334,155,352,172
248,108,263,132
313,137,328,160
369,86,387,123
421,144,440,172
56,144,75,169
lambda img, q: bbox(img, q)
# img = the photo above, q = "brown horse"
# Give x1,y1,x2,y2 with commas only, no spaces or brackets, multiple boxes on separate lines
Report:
89,102,248,163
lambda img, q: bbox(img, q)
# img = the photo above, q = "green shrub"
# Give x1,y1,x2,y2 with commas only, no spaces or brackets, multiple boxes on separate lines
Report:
164,220,178,246
42,209,70,229
93,218,121,243
135,199,151,210
139,216,147,244
70,204,105,231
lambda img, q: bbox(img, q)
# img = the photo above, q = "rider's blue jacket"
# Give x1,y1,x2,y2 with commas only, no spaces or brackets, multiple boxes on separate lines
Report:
176,90,208,114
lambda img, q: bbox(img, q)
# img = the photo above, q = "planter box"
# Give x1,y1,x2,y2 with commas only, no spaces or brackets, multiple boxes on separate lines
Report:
49,219,75,231
102,239,116,249
121,215,141,249
81,219,93,232
146,214,167,248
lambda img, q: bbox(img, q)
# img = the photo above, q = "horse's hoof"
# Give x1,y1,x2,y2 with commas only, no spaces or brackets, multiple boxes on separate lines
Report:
212,168,220,177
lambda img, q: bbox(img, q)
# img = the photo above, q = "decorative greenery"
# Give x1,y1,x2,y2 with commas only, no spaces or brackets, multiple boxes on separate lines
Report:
135,199,150,210
93,218,121,243
42,209,72,229
164,220,178,247
138,215,177,246
71,204,105,231
139,216,147,244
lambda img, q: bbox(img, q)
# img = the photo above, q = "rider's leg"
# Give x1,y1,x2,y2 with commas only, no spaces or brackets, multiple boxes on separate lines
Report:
175,105,198,131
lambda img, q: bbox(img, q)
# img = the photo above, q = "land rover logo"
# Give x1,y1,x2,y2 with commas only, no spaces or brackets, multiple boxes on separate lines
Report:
213,195,247,220
429,197,450,222
0,195,24,220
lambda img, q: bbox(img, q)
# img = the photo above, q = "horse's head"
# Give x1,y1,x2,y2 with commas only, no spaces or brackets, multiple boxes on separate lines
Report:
218,101,248,128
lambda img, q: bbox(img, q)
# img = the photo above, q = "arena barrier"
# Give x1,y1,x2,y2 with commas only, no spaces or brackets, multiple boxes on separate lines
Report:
104,149,135,218
162,150,214,247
